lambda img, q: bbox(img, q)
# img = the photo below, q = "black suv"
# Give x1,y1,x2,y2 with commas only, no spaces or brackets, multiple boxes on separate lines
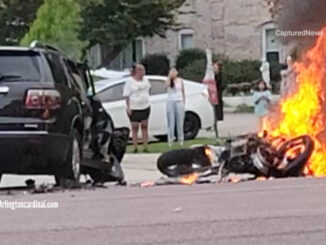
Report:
0,42,93,184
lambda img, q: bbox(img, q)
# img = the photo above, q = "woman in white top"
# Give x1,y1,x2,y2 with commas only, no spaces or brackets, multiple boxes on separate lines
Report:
165,68,186,147
123,64,151,153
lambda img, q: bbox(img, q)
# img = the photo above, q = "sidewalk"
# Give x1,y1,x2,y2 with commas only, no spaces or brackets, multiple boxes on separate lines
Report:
199,112,258,138
122,153,161,183
0,153,161,188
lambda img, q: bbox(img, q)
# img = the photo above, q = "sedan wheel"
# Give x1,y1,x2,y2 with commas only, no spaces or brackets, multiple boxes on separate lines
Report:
184,113,200,140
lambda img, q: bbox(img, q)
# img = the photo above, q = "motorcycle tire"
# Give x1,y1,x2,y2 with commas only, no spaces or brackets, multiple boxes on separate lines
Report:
276,135,314,177
157,147,212,177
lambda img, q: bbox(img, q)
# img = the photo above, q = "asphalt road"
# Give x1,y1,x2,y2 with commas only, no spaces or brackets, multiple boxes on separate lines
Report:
1,177,326,245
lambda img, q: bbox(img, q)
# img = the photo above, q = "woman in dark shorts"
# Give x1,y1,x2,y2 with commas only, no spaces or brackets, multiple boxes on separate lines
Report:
123,64,151,153
129,107,151,122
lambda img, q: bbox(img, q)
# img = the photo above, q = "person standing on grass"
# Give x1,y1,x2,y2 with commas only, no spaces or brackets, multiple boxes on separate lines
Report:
165,68,186,148
123,64,151,153
203,49,220,138
253,80,272,129
213,60,224,132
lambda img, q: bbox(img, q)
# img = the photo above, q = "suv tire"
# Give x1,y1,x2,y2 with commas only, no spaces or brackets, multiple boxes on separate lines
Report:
55,129,82,187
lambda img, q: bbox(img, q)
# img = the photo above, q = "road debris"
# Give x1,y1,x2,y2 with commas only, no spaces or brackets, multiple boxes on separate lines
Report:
173,207,182,213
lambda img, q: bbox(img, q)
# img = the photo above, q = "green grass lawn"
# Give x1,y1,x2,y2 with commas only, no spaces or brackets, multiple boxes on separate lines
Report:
126,137,221,154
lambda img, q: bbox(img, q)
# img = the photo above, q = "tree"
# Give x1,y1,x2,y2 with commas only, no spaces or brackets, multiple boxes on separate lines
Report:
141,53,170,75
21,0,87,60
80,0,185,66
0,0,44,45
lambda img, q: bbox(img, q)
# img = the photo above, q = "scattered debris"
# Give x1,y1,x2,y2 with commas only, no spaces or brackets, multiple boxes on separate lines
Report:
228,177,242,184
25,179,36,190
140,181,155,188
256,176,268,181
173,207,182,213
32,183,56,194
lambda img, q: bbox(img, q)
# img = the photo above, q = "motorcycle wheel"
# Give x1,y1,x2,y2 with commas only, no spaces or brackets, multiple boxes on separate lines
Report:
157,147,211,177
276,135,314,176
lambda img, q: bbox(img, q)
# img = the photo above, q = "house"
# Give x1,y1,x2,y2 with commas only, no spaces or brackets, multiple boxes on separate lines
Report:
90,0,290,70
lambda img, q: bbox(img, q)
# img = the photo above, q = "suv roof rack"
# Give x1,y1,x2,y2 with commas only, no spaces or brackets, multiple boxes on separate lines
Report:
30,40,60,53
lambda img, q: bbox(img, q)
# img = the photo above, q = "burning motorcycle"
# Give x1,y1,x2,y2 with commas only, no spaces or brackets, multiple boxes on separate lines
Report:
157,133,314,180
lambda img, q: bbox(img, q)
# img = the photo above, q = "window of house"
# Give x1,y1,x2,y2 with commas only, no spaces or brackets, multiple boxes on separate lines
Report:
96,83,125,102
149,79,166,95
179,30,194,50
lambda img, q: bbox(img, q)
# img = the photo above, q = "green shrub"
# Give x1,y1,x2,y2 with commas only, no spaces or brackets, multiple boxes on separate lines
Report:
222,59,261,85
179,58,261,87
176,48,206,70
224,83,253,96
179,59,206,82
234,104,254,113
141,53,170,75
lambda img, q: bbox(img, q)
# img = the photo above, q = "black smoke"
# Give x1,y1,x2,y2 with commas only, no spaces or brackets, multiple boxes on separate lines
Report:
276,0,326,47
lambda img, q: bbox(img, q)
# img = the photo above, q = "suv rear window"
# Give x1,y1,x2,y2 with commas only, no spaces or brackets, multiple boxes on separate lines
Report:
0,50,41,82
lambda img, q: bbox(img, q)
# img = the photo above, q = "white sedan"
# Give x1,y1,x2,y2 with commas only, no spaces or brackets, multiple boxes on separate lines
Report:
94,75,215,140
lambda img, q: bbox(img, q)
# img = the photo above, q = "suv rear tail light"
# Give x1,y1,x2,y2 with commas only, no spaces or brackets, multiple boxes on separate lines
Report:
25,89,61,110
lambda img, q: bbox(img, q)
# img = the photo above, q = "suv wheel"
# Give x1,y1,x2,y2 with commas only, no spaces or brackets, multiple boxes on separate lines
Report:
55,129,82,187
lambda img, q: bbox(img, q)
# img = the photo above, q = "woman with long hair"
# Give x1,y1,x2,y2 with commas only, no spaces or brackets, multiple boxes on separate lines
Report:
165,68,186,147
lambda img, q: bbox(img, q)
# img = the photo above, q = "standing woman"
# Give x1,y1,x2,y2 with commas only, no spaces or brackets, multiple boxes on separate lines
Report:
123,64,151,153
253,80,272,129
165,68,186,147
213,61,224,136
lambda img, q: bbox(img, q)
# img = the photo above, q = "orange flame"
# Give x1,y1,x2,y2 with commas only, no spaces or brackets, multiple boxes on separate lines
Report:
179,173,199,185
262,27,326,176
205,147,214,164
229,177,242,183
